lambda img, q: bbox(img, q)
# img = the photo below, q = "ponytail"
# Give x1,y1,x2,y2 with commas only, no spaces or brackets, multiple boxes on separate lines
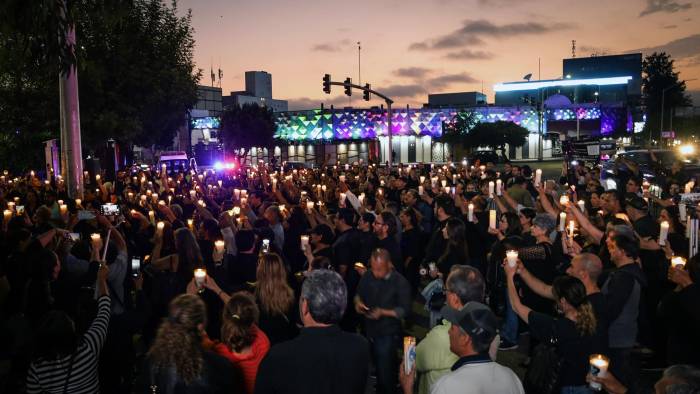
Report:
575,302,597,337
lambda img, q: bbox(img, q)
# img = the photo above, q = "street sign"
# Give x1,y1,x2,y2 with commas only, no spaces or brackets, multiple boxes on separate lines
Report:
661,131,675,139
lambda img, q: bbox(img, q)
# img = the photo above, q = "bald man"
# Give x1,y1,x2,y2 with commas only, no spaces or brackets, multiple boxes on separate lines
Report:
512,253,608,351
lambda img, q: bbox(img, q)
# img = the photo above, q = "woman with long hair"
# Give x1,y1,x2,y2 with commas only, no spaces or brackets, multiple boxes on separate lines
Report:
202,292,270,394
436,218,470,277
255,253,299,344
151,227,204,293
489,211,523,241
659,206,687,257
505,268,600,394
141,294,241,393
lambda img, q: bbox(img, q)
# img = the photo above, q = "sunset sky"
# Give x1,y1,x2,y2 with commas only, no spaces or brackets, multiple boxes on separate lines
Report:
178,0,700,110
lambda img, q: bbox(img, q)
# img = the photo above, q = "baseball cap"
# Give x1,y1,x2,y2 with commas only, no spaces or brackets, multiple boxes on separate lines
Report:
625,194,648,211
440,302,498,345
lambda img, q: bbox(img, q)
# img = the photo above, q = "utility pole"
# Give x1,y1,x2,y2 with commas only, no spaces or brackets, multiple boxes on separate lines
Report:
58,1,84,199
358,42,361,86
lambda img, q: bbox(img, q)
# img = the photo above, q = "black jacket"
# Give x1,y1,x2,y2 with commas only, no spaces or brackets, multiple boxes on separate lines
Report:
255,325,370,394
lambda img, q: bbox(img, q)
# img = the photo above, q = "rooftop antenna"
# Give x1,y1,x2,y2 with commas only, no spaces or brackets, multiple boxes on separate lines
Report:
217,57,223,88
571,40,576,58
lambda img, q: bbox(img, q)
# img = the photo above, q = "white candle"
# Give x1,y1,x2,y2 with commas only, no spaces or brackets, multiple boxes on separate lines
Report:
158,200,165,206
232,206,241,216
306,201,315,211
217,180,223,188
60,204,67,215
156,221,165,232
7,202,14,211
359,193,365,203
95,174,101,181
468,203,474,222
441,179,447,188
75,199,82,207
90,233,101,243
215,240,225,253
671,256,686,269
559,212,567,232
272,178,277,190
418,186,424,196
577,200,585,212
679,203,687,221
496,179,502,196
444,186,450,194
559,195,569,207
58,199,64,206
4,210,12,222
568,220,575,238
234,189,240,199
300,235,309,250
488,181,495,197
535,169,542,186
148,210,155,224
168,196,172,205
589,355,610,391
194,268,206,290
489,210,497,229
420,176,425,184
506,250,518,267
659,221,669,246
187,219,194,230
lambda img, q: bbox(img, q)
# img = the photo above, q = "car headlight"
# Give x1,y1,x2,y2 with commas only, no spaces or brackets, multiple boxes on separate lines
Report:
679,144,695,155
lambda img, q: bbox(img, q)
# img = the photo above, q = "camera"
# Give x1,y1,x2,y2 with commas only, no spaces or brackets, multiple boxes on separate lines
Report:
131,257,141,277
101,204,120,216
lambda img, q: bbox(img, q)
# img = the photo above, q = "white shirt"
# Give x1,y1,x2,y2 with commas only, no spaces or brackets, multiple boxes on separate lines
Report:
430,360,524,394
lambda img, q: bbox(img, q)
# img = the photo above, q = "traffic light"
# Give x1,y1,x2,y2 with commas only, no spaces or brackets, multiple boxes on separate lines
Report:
344,77,352,96
323,74,331,94
363,83,371,101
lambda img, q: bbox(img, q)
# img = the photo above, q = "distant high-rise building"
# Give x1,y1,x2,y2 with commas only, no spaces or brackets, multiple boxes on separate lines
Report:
223,71,288,112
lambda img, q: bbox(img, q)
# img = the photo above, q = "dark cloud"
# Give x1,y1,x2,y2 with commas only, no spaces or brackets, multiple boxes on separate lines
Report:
634,33,700,60
444,49,494,60
393,67,433,78
409,19,573,51
311,39,351,52
381,84,427,98
427,73,479,90
639,0,692,17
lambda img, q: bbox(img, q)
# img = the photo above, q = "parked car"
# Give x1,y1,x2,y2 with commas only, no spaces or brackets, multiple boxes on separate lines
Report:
469,150,502,164
600,149,700,189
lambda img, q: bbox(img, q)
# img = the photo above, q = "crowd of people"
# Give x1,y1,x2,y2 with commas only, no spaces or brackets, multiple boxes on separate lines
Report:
0,156,699,394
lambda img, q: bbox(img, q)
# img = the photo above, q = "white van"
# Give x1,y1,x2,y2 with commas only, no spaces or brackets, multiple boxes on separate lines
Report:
157,151,196,174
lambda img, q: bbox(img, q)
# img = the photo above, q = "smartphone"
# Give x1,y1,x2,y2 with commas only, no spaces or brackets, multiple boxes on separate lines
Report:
101,204,120,216
69,232,80,242
131,257,141,277
262,239,270,254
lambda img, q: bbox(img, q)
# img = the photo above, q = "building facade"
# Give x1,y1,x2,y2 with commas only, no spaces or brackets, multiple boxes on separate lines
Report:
223,71,288,112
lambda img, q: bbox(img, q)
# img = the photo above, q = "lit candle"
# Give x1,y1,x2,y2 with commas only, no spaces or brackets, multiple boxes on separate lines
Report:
359,193,365,204
147,190,152,197
167,195,172,205
30,170,35,177
659,221,669,246
194,268,206,292
420,176,425,184
158,200,165,207
300,235,309,250
468,203,474,222
95,174,101,181
496,179,502,196
232,206,241,216
506,250,518,268
140,195,147,203
60,204,67,215
75,199,81,207
568,220,575,238
218,180,223,188
489,209,497,229
444,186,450,194
418,185,424,195
187,219,194,230
234,189,240,199
679,203,687,221
151,194,158,204
148,210,155,224
156,221,165,232
7,202,14,211
214,240,225,253
588,355,610,391
671,256,687,269
90,233,101,243
3,210,12,222
321,185,327,192
535,169,542,186
559,195,569,207
306,201,315,211
272,178,277,190
189,190,196,199
441,179,447,188
559,212,567,232
577,200,585,212
488,181,495,197
58,199,64,206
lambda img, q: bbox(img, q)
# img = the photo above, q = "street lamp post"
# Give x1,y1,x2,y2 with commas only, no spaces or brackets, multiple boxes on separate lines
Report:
659,79,697,146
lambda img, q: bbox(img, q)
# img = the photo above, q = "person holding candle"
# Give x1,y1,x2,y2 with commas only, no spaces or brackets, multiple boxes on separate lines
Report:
658,207,688,257
254,253,299,345
505,257,600,394
436,218,470,278
303,224,335,268
658,255,700,365
372,212,403,276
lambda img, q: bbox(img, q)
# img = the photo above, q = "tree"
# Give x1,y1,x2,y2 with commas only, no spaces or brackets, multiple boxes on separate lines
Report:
441,110,478,146
641,52,691,143
0,0,200,171
220,104,276,163
463,121,529,160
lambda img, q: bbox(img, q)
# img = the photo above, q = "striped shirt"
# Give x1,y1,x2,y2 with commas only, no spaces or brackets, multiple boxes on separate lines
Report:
26,295,111,394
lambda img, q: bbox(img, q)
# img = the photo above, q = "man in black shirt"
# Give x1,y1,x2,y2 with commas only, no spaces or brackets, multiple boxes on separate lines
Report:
355,248,411,394
372,211,403,275
424,195,455,264
256,269,370,394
